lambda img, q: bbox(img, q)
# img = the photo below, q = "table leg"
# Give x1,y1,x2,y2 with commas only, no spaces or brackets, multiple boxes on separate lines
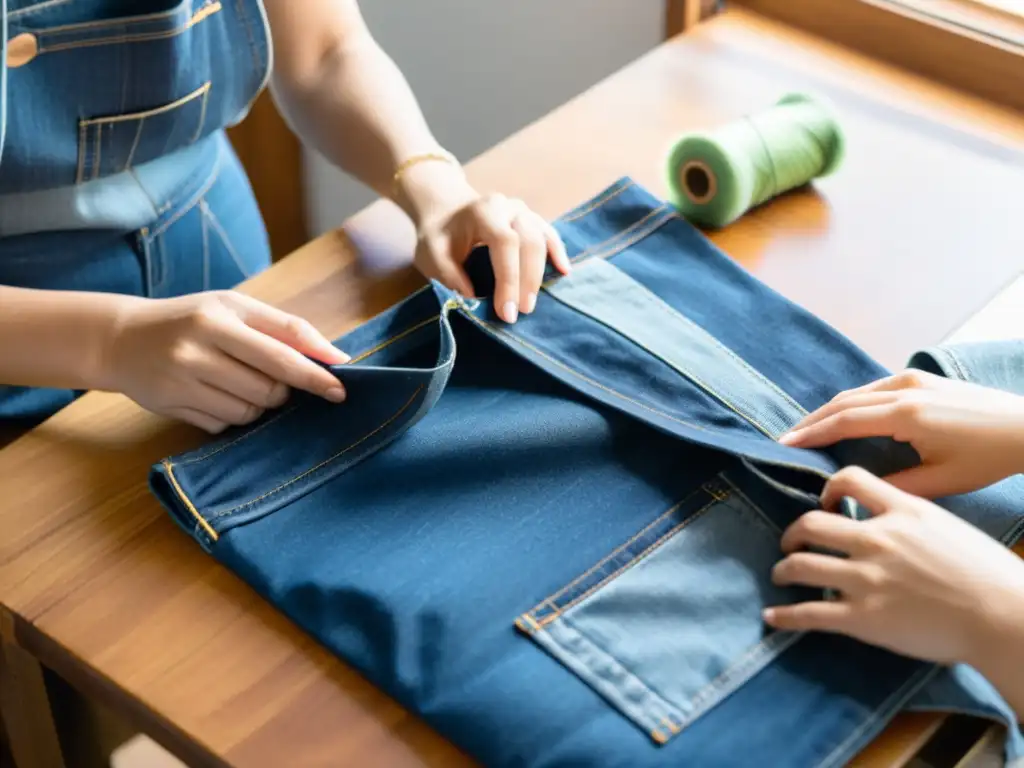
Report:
0,608,65,768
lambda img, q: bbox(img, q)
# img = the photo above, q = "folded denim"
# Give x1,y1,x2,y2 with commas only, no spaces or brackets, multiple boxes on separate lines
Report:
152,178,1024,768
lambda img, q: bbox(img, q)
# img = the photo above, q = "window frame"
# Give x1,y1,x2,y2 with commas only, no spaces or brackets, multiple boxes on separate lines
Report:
725,0,1024,113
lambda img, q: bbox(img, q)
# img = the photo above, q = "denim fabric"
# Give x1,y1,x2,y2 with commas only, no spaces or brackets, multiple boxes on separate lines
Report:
151,178,1024,768
0,0,270,233
0,132,270,424
910,339,1024,397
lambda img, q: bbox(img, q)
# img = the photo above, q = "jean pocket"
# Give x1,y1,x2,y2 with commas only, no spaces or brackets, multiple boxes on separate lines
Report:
77,82,211,183
515,474,807,745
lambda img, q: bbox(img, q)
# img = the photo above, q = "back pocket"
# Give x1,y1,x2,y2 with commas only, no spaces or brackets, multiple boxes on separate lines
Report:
77,82,211,183
515,475,807,745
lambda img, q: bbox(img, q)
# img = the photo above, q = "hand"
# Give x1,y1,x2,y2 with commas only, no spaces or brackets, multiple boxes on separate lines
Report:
404,166,571,323
99,291,349,433
763,467,1024,666
780,370,1024,498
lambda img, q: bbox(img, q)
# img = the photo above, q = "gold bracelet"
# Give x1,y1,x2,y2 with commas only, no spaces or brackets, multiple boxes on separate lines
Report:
392,149,459,192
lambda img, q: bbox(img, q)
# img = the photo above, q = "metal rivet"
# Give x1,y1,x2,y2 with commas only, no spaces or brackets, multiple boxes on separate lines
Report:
7,33,39,68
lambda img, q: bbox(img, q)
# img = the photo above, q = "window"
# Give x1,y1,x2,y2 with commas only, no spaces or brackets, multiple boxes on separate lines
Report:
729,0,1024,113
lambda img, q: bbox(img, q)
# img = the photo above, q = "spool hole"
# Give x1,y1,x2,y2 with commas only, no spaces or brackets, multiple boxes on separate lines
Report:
685,166,711,199
680,160,716,205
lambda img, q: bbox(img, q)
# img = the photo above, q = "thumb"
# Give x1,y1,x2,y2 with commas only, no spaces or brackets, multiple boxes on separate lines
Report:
882,464,953,499
421,235,476,298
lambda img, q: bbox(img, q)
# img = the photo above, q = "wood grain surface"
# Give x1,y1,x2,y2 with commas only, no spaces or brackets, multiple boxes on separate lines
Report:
2,8,1023,767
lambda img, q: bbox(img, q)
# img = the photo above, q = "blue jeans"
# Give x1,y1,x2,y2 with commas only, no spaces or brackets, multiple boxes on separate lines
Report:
0,133,271,424
151,178,1024,768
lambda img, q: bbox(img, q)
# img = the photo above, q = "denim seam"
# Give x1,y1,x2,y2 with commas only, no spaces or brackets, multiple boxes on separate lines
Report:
640,282,807,422
80,82,212,127
163,384,427,541
557,612,687,741
719,474,785,534
36,2,221,52
537,498,719,626
19,0,200,30
684,629,800,726
200,198,251,279
944,348,971,382
543,206,676,286
557,179,633,224
176,403,300,467
536,613,685,743
206,384,427,521
526,485,713,613
147,140,224,239
166,199,672,469
9,0,73,19
817,665,938,768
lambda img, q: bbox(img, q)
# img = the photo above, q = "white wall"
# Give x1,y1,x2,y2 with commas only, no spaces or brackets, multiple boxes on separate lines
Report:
304,0,663,236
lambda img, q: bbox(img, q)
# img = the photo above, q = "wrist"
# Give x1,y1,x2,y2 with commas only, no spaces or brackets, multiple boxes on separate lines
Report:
392,152,477,228
81,293,141,393
962,581,1024,673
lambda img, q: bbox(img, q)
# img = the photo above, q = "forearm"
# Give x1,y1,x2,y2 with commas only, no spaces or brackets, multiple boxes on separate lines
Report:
269,33,474,226
0,285,123,391
966,581,1024,722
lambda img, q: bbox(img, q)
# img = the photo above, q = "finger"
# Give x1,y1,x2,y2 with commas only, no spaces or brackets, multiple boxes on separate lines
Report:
188,382,265,426
420,233,476,298
762,601,854,633
542,219,572,276
165,406,229,435
882,464,955,499
511,215,546,314
779,509,872,556
772,551,865,592
783,392,898,437
821,466,907,515
830,370,939,402
215,320,347,403
229,294,349,366
193,349,289,410
780,403,901,448
476,199,521,323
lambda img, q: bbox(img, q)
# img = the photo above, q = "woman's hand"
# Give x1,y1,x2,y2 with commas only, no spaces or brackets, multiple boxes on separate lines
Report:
99,291,349,433
764,467,1024,667
414,189,571,324
780,370,1024,498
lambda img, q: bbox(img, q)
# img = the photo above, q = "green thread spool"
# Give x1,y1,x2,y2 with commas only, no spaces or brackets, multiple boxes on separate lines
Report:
665,92,846,229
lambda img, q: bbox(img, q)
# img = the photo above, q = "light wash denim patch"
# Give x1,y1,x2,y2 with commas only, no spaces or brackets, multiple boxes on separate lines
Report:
516,476,805,745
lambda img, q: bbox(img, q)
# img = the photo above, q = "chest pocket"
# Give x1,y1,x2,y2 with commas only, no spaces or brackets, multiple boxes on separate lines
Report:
77,81,211,182
0,0,269,192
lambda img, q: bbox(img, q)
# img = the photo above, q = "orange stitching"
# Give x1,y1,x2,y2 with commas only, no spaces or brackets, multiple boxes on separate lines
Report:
37,0,220,37
557,180,634,224
209,385,426,519
651,730,669,745
162,459,219,542
348,315,438,364
38,3,222,54
537,497,721,626
81,82,211,127
527,488,707,617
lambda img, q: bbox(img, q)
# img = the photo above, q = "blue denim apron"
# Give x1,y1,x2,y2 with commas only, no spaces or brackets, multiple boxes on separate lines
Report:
0,0,273,424
151,178,1024,767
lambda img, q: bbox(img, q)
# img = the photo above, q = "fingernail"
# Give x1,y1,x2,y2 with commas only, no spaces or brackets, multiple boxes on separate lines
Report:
525,293,537,314
779,430,799,445
762,608,776,624
326,386,346,403
502,301,518,323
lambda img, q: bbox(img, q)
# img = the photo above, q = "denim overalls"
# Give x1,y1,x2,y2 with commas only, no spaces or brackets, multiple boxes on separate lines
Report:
152,177,1024,768
0,0,273,424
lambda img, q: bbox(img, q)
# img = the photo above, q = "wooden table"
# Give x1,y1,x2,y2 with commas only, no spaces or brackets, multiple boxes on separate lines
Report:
3,8,1024,767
